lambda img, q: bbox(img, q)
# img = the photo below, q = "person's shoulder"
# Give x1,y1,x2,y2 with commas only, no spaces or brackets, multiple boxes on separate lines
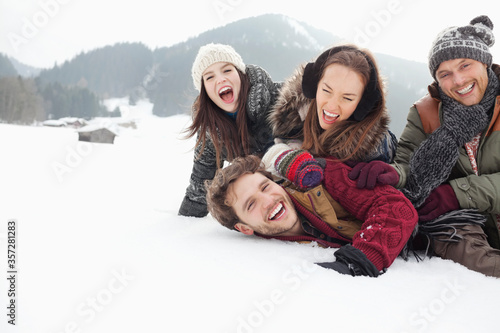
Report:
413,91,441,134
245,64,272,82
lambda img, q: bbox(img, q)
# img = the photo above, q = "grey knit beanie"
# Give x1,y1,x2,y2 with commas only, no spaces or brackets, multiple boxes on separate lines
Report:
191,43,246,91
428,15,495,79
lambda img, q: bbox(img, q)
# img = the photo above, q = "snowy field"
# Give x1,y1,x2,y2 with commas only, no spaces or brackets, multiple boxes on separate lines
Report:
1,102,499,333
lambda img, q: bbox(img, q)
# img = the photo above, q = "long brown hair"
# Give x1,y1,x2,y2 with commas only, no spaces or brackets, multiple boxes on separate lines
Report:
185,68,251,168
302,47,386,161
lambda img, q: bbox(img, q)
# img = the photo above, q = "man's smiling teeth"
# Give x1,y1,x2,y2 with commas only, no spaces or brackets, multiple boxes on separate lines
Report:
269,203,284,220
457,83,474,95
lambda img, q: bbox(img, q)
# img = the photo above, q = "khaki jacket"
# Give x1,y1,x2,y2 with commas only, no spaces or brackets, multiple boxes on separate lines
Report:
285,184,363,240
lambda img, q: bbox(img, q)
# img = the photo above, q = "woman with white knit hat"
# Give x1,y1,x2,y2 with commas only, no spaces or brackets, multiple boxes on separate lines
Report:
179,43,282,218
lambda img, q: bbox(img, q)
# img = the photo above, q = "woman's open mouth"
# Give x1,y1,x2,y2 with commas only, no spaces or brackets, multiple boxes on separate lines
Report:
219,86,234,104
323,109,340,124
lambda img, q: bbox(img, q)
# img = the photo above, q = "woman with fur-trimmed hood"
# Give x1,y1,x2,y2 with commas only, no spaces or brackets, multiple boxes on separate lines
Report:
268,44,397,164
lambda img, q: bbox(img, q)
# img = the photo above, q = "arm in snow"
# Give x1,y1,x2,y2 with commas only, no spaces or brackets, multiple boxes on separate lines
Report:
322,159,418,271
178,135,220,218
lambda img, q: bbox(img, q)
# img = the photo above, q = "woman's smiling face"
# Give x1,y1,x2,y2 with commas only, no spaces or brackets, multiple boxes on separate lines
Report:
316,63,366,130
202,62,241,113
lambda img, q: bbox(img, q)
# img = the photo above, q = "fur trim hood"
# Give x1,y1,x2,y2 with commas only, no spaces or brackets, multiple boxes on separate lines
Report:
268,65,310,139
268,65,394,161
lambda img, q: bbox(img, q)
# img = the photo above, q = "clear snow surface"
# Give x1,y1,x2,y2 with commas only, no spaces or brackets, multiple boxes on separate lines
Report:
1,101,499,333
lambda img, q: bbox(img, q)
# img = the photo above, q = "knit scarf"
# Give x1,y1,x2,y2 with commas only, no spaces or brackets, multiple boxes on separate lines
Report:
402,67,499,207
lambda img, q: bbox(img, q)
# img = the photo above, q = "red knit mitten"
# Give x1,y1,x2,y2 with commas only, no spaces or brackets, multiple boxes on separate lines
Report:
275,149,323,189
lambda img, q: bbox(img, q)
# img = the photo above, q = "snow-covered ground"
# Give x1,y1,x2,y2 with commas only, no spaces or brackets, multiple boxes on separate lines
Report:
1,101,499,333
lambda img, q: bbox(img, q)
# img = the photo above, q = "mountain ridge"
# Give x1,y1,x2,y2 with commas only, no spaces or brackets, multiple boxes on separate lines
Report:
1,14,432,135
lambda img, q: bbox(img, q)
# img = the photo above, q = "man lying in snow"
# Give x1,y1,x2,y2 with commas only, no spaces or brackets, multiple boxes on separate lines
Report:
205,151,418,277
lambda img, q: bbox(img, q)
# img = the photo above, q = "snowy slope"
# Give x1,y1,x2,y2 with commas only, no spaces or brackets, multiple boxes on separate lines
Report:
0,104,499,333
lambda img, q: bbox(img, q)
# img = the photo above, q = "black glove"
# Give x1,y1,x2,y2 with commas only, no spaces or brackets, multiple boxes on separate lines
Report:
317,260,353,275
316,244,381,277
178,196,208,218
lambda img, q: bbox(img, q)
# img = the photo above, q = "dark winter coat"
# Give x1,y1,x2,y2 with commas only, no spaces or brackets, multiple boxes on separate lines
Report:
393,64,500,248
268,65,397,163
258,159,418,271
179,64,282,217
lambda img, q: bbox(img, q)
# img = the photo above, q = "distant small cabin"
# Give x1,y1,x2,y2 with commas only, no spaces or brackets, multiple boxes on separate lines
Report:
42,118,87,128
60,117,87,128
76,125,118,144
117,120,137,129
42,119,67,127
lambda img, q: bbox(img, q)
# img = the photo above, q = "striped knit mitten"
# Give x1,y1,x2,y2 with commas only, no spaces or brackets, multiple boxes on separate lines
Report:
274,147,324,189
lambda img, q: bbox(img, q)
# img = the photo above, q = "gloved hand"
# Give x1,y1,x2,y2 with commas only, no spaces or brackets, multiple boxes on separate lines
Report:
348,160,399,189
267,144,323,189
417,184,460,222
316,260,352,275
178,196,208,218
316,244,381,277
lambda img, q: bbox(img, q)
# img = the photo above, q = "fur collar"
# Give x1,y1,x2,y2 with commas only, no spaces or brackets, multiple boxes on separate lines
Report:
268,65,309,139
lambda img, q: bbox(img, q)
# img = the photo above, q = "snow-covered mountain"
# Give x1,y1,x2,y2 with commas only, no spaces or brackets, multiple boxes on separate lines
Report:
1,105,498,333
27,14,430,136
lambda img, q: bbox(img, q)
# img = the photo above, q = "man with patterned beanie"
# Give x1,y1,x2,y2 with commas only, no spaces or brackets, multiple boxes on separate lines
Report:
350,15,500,278
205,151,417,277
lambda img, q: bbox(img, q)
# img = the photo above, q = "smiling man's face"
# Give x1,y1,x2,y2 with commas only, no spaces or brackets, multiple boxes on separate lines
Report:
226,172,302,237
436,58,489,106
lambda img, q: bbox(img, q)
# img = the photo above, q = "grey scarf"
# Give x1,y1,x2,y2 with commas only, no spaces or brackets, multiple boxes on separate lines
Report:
402,67,499,207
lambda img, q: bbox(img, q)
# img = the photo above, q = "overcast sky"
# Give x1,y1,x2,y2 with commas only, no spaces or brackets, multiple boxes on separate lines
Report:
1,0,499,69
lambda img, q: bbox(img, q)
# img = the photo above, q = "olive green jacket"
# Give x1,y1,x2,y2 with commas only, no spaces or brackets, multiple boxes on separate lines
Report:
393,65,500,248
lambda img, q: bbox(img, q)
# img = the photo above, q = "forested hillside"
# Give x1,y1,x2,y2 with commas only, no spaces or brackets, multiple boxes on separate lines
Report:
0,14,431,134
0,53,107,124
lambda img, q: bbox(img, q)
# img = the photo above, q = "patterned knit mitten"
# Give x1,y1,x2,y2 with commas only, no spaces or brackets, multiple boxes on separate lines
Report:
269,145,323,189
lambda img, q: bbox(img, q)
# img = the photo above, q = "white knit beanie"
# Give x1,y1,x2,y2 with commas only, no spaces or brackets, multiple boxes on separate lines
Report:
191,43,246,91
